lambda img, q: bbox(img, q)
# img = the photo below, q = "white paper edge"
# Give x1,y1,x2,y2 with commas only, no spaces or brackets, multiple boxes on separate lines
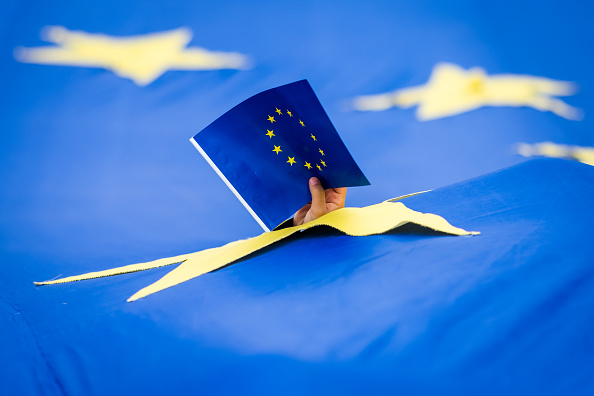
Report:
190,137,271,232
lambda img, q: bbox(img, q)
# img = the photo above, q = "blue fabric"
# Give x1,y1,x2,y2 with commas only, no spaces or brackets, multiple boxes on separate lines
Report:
193,80,369,229
2,0,592,245
2,158,594,395
2,0,594,394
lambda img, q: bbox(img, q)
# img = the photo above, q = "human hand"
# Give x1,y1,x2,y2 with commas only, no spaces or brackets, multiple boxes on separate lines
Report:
293,177,347,226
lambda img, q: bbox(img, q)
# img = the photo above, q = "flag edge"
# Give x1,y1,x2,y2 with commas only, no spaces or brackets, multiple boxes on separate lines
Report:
189,137,271,232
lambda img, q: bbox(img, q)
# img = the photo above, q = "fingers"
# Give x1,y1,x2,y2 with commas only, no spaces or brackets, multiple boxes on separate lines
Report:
292,202,311,226
308,177,327,220
332,187,347,208
293,179,347,226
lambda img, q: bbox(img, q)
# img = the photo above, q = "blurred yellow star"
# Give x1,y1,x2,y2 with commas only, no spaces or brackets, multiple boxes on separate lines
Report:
311,134,317,141
275,108,282,115
267,115,276,123
316,164,322,171
14,26,250,86
287,157,296,166
266,129,275,138
299,120,305,127
273,145,282,154
304,161,312,169
352,62,583,121
320,159,326,167
517,142,594,166
319,148,325,156
286,110,293,117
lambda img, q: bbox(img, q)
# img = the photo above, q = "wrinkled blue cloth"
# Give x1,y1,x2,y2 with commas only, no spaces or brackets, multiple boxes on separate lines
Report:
2,158,593,395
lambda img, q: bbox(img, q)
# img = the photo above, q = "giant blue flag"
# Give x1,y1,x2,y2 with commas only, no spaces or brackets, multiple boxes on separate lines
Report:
191,80,369,231
4,159,594,395
2,0,594,395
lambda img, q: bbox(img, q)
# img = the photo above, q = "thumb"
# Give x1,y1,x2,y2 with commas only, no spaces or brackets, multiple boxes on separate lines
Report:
308,177,327,219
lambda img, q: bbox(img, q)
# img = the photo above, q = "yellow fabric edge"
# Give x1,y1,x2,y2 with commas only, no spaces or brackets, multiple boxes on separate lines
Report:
34,253,193,286
34,201,479,302
384,190,431,202
127,226,299,301
127,202,478,301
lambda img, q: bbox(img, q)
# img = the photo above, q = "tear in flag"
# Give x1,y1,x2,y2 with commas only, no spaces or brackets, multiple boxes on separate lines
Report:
191,80,370,231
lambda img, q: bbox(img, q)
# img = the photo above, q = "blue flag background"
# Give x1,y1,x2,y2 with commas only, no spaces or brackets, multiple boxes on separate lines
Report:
1,0,593,244
1,1,594,395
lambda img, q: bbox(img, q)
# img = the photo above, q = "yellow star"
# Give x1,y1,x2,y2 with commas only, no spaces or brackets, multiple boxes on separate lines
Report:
286,110,293,117
311,134,317,141
517,142,594,166
14,26,250,86
351,62,583,121
273,145,282,154
304,161,312,169
319,148,325,156
266,129,275,138
287,156,296,166
320,159,326,167
267,115,276,123
299,119,305,127
34,201,480,302
316,164,322,171
275,108,282,115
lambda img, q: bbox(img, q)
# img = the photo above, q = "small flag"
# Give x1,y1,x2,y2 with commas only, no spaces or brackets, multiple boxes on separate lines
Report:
191,80,370,231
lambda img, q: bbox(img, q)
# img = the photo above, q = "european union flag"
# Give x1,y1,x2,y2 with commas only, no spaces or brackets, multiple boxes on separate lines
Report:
191,80,370,231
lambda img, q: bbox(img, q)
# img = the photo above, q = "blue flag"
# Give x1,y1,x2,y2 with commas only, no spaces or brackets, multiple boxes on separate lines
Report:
191,80,370,231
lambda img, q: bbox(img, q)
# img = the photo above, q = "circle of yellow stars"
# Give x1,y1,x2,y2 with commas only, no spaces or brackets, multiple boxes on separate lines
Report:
265,108,327,171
